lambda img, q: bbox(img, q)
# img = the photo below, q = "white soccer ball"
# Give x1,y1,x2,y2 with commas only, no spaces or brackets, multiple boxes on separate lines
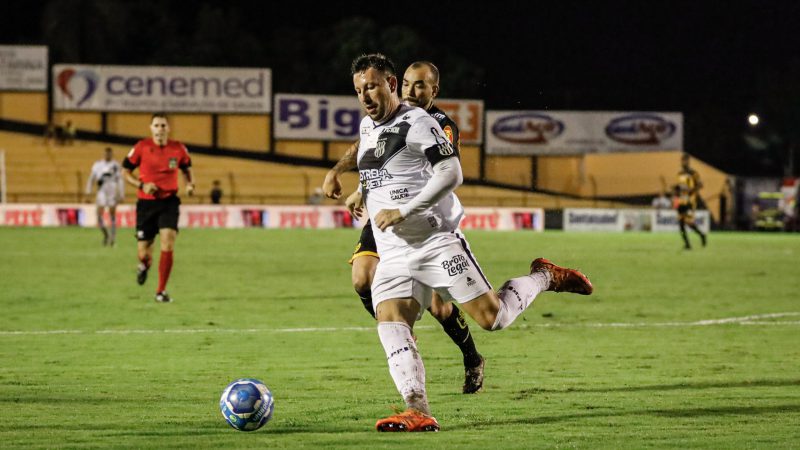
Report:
219,378,274,431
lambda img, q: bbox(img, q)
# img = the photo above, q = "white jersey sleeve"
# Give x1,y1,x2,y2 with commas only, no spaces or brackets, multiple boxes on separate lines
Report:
406,115,458,166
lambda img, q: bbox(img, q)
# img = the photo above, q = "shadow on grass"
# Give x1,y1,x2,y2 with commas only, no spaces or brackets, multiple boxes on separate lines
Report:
514,378,800,399
446,403,800,430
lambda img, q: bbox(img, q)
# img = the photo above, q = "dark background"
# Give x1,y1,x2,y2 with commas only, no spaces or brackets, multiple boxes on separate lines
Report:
3,0,799,176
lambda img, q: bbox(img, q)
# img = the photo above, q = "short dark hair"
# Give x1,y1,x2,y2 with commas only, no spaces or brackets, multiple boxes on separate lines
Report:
351,53,396,77
409,61,440,84
151,112,168,122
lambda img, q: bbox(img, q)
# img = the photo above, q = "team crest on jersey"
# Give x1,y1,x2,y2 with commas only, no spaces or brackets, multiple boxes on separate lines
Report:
168,157,177,169
443,125,454,144
374,140,386,158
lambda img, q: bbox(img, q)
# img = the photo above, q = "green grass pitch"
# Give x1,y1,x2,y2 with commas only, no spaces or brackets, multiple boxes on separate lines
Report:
1,227,799,449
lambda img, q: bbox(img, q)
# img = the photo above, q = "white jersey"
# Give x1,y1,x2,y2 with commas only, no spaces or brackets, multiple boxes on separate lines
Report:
86,159,123,206
358,104,463,250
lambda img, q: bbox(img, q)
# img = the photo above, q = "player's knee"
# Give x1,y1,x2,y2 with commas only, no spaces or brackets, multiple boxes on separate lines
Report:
351,271,372,296
428,300,451,322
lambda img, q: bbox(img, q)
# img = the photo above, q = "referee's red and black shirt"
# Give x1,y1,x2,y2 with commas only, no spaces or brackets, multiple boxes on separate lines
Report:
123,138,191,200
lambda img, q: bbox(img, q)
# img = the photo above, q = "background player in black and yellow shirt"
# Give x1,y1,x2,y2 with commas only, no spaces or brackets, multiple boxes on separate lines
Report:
323,61,485,394
675,153,707,249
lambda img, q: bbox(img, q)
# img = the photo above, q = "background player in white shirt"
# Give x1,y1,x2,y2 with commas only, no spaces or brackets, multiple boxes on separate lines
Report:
85,147,124,246
349,54,594,432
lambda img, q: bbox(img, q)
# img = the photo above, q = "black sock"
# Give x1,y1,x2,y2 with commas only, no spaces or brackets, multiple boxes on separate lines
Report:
438,305,482,368
679,222,690,248
356,289,375,318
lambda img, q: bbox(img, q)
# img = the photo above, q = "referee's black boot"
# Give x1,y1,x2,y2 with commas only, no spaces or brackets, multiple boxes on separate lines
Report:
137,263,149,285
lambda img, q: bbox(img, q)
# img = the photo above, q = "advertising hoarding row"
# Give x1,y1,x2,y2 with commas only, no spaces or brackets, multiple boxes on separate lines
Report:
0,204,544,231
563,208,710,233
486,111,683,155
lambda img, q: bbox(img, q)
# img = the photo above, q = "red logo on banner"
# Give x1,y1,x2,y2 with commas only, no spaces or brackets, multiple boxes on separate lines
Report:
5,209,44,226
460,213,500,230
187,211,228,227
279,211,320,228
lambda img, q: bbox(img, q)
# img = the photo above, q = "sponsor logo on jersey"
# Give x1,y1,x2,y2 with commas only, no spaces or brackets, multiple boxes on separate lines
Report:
168,157,178,169
359,168,393,189
492,113,564,144
605,114,677,145
390,188,409,200
442,254,470,276
466,276,477,287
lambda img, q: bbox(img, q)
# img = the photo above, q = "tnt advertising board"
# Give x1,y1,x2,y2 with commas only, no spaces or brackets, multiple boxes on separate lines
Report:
0,45,48,91
52,65,272,113
486,111,683,155
274,94,484,144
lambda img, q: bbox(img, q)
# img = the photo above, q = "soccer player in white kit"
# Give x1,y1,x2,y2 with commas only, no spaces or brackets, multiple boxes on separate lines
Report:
85,147,124,246
350,54,595,432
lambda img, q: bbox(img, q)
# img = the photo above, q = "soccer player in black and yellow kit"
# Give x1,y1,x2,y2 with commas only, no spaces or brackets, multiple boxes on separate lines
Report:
675,154,707,249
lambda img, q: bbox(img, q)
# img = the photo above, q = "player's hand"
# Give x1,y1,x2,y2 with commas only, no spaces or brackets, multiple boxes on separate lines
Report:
142,182,158,195
345,190,365,220
374,209,404,231
323,171,343,199
186,183,195,196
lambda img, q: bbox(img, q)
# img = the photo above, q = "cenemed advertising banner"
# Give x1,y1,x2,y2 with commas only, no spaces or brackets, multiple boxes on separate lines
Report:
0,45,48,91
52,65,272,113
274,94,484,144
486,110,683,155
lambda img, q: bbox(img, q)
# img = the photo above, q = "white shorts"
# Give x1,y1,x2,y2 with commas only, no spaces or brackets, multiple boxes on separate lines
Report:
371,230,493,313
96,189,119,208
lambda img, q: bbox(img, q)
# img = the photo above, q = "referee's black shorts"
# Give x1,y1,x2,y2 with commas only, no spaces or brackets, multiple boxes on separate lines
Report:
136,196,180,241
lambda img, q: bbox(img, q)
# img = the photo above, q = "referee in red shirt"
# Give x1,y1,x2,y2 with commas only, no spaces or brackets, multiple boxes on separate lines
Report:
123,113,195,303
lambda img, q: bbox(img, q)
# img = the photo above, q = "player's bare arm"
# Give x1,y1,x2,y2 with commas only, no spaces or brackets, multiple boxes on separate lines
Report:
182,167,195,196
123,167,158,195
323,139,360,199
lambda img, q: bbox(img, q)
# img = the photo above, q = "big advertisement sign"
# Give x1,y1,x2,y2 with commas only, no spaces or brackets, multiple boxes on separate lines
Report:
0,45,48,91
274,94,483,144
486,110,683,155
52,65,271,113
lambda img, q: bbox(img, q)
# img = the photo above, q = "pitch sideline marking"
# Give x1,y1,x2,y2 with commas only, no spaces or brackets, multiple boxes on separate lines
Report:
1,312,799,336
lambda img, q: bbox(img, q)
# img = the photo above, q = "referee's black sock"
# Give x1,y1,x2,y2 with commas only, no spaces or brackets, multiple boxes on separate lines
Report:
438,305,482,368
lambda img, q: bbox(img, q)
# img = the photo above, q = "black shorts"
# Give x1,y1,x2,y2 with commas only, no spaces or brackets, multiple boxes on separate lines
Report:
348,220,379,264
677,204,694,217
136,196,180,241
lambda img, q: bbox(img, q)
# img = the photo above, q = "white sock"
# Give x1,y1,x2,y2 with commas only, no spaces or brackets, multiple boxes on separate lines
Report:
491,271,551,330
377,322,429,414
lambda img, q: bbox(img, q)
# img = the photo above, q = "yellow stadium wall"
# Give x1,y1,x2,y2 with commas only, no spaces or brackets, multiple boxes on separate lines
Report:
485,155,532,188
537,150,730,221
460,145,480,179
51,111,103,132
275,140,324,159
217,114,270,151
106,113,212,146
0,92,48,124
